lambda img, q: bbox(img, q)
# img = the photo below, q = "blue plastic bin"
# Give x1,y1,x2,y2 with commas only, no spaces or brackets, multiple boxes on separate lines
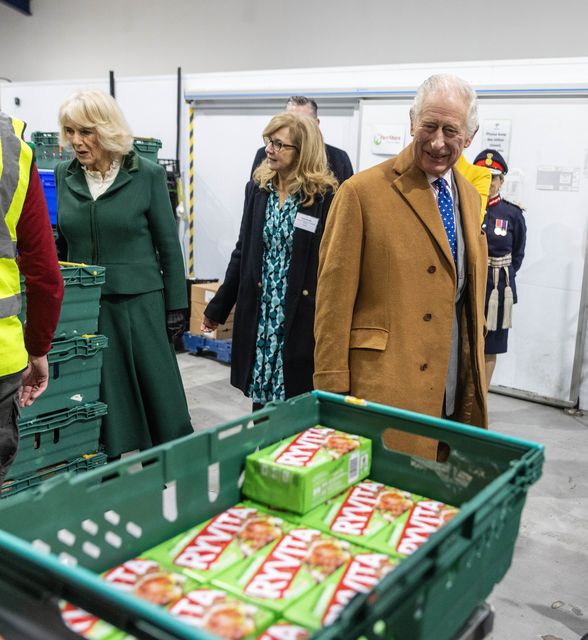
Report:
38,169,57,225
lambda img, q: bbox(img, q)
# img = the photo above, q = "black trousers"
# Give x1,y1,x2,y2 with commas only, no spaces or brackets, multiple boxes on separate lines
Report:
0,371,23,484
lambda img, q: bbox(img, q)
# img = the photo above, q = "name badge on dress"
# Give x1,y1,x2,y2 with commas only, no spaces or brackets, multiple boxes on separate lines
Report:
294,212,319,233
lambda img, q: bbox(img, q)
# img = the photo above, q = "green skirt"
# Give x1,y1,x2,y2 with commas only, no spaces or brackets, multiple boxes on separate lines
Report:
98,290,192,457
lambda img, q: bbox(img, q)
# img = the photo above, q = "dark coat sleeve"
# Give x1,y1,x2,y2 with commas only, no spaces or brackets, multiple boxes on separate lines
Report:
250,147,266,179
204,180,256,324
326,145,354,184
145,162,188,311
511,208,527,272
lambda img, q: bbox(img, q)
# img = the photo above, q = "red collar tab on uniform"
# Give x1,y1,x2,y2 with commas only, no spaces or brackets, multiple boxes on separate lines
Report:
487,194,501,207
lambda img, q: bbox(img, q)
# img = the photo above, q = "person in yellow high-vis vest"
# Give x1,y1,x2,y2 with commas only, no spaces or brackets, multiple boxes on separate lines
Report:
0,111,63,484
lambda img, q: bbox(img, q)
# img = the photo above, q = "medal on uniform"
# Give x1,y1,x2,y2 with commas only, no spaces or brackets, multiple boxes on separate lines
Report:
494,219,508,236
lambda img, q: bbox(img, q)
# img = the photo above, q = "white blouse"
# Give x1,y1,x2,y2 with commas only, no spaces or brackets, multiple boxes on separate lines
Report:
83,159,121,200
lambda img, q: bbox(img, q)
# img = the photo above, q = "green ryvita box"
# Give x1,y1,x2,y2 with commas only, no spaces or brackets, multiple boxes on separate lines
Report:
243,426,371,514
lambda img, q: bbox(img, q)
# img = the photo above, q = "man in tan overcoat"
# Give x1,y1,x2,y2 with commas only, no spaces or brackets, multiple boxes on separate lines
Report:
314,74,488,459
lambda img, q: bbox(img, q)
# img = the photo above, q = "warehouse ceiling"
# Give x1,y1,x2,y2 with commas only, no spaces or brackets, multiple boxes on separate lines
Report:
1,0,31,15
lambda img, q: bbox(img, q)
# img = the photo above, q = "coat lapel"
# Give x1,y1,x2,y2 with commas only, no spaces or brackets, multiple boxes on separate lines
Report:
283,198,320,341
64,154,135,200
391,144,456,273
65,162,92,200
250,188,269,282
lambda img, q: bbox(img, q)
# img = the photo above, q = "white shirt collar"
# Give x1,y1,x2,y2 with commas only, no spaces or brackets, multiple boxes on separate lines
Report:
427,169,453,190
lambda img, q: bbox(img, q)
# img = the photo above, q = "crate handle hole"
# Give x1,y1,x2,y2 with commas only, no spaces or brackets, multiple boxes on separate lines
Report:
218,425,243,440
246,415,269,429
163,480,178,522
34,433,40,449
53,428,60,444
381,428,450,463
208,462,220,502
140,456,159,469
101,471,121,484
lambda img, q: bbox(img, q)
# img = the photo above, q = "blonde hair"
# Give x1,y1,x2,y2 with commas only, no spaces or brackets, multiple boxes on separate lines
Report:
58,89,134,155
253,112,338,206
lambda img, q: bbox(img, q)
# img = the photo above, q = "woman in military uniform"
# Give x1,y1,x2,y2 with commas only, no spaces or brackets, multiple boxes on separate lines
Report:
474,149,527,388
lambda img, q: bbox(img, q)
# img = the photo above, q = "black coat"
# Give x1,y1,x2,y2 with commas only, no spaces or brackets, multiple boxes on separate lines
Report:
251,143,353,185
205,181,334,399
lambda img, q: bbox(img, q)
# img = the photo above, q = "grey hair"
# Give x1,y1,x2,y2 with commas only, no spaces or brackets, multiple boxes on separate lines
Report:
411,74,479,137
285,96,318,118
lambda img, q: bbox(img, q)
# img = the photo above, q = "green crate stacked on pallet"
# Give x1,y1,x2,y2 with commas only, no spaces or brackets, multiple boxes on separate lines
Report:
30,131,74,170
0,392,543,639
5,263,109,495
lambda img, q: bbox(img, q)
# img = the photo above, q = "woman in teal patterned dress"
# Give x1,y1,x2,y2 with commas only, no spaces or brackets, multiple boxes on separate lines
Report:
202,112,338,408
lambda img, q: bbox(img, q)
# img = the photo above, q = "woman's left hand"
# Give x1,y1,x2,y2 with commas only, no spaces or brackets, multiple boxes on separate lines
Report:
166,309,187,341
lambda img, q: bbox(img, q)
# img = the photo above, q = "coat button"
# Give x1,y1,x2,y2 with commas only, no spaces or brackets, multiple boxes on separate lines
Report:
302,289,309,296
423,313,432,321
257,281,262,288
427,265,436,273
420,363,428,371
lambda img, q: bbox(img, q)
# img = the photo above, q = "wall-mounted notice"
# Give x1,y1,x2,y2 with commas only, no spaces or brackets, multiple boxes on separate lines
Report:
370,124,405,156
536,166,580,191
482,119,512,160
503,168,525,205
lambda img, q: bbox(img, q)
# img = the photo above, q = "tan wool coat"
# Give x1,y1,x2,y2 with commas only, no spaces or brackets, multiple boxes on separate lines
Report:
314,143,488,458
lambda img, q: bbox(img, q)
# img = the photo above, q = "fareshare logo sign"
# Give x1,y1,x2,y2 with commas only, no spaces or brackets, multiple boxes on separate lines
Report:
371,124,405,156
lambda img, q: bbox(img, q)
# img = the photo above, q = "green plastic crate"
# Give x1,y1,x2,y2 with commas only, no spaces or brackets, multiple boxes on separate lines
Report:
30,131,74,169
0,391,543,640
133,137,162,163
56,263,105,339
0,453,107,499
19,263,105,339
7,402,107,481
19,334,108,422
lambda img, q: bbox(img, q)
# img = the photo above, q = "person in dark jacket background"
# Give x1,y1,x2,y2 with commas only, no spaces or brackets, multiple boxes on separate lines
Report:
203,111,337,409
250,96,353,185
474,149,527,388
55,89,192,458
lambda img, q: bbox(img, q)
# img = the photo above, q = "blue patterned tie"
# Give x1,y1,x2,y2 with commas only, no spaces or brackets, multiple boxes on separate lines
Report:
434,177,457,264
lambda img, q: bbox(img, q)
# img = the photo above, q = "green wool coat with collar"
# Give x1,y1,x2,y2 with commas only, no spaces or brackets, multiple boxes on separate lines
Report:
54,151,187,311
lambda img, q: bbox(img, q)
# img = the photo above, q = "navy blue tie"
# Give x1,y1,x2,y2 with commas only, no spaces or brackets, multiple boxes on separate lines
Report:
434,177,457,264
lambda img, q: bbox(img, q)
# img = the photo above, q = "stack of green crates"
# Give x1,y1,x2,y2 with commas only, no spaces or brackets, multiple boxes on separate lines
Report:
30,131,74,170
4,263,109,495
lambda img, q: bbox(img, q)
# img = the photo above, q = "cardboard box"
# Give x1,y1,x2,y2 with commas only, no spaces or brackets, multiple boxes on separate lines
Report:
213,527,356,614
285,552,398,630
189,317,233,340
191,282,222,304
143,503,291,583
256,619,312,639
190,282,234,339
242,427,371,514
301,479,458,558
59,557,200,639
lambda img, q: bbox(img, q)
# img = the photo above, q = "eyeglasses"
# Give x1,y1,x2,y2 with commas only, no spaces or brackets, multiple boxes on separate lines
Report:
263,136,298,152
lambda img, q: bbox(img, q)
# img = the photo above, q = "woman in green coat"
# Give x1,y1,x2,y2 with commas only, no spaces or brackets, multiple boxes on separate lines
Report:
55,89,192,458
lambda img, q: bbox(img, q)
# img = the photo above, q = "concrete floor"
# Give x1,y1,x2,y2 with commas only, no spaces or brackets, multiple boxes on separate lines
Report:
177,352,588,640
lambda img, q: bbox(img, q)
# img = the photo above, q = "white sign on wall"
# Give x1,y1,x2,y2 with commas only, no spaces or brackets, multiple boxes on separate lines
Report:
370,124,405,156
481,119,512,160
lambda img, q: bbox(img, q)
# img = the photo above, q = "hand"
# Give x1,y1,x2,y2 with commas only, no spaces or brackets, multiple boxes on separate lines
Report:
166,309,187,341
19,354,49,407
201,315,219,333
